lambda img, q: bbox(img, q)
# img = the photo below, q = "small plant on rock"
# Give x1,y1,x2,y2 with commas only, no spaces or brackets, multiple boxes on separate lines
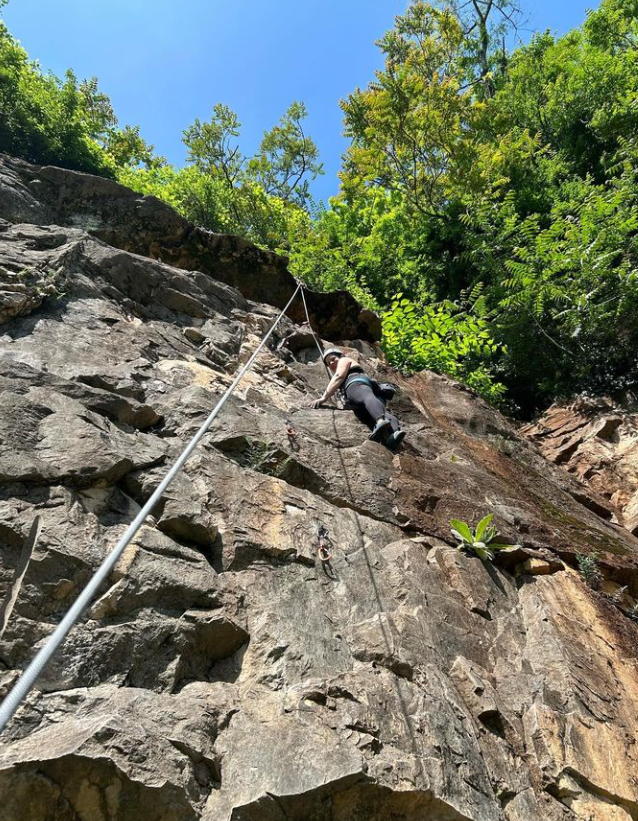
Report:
243,440,274,473
627,603,638,623
450,514,518,562
16,266,65,300
576,553,603,590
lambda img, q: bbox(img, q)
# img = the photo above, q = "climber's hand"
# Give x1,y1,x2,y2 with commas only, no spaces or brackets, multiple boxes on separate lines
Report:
310,397,326,409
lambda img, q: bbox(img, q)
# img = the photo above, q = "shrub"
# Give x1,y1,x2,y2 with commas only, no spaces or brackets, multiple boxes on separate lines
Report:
382,288,506,406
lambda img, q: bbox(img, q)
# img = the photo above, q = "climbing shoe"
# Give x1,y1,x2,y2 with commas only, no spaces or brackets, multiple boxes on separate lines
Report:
368,418,393,442
386,430,406,450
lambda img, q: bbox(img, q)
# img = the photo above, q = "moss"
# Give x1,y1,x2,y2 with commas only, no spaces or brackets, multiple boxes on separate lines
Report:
535,498,630,557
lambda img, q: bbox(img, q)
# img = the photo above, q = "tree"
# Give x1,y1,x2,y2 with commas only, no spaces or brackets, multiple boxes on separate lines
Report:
443,0,526,97
340,4,470,218
176,101,322,247
183,101,322,212
0,4,158,176
104,125,161,170
183,103,244,187
248,102,323,207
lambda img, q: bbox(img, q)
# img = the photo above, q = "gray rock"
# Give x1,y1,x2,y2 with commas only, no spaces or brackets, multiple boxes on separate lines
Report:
0,153,381,343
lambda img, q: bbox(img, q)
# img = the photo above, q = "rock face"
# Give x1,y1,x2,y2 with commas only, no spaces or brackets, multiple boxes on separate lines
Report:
522,397,638,538
0,154,381,344
1,154,638,821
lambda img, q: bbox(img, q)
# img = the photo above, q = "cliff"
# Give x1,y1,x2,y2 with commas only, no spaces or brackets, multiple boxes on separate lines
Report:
522,396,638,539
1,154,638,821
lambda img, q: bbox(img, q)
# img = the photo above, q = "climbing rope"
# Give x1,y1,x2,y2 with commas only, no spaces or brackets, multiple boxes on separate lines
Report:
299,282,330,376
0,283,303,735
297,279,344,409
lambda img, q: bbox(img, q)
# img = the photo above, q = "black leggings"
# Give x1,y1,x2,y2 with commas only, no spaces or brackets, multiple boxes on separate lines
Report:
344,382,400,433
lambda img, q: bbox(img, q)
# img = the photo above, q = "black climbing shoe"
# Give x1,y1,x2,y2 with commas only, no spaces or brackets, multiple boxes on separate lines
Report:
386,430,406,450
368,418,393,442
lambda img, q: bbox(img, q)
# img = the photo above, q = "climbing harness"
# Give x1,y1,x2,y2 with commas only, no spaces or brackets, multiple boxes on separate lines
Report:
339,377,398,417
0,283,303,735
343,374,376,391
344,375,397,401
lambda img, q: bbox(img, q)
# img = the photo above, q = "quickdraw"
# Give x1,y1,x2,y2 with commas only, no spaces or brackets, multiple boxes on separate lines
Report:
317,525,333,563
285,418,300,451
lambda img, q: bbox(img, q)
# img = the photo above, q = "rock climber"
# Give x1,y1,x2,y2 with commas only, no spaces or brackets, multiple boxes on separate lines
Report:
310,348,406,449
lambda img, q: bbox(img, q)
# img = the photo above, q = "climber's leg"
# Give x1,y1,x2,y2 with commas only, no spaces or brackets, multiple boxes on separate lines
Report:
351,403,374,430
345,383,400,434
382,407,400,433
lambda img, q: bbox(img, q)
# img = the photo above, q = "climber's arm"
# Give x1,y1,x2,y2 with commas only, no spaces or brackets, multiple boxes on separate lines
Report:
310,357,352,408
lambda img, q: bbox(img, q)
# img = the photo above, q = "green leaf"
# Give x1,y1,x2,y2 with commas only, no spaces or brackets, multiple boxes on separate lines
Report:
474,513,494,543
473,545,494,561
450,519,473,543
484,525,497,543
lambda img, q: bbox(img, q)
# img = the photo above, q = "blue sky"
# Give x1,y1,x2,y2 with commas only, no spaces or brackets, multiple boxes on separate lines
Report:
4,0,599,203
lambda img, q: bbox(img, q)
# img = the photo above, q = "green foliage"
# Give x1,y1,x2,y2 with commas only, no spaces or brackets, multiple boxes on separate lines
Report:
442,0,525,98
318,0,638,413
103,124,160,171
0,9,156,175
450,513,518,561
183,103,243,184
125,101,321,252
120,163,297,250
576,552,603,590
248,101,323,207
0,21,106,173
242,440,276,473
238,440,293,479
17,266,65,301
285,204,375,305
340,4,469,218
382,287,506,404
183,101,321,209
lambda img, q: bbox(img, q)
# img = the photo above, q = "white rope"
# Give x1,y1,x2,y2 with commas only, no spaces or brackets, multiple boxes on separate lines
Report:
299,284,329,372
297,281,344,409
0,283,302,735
